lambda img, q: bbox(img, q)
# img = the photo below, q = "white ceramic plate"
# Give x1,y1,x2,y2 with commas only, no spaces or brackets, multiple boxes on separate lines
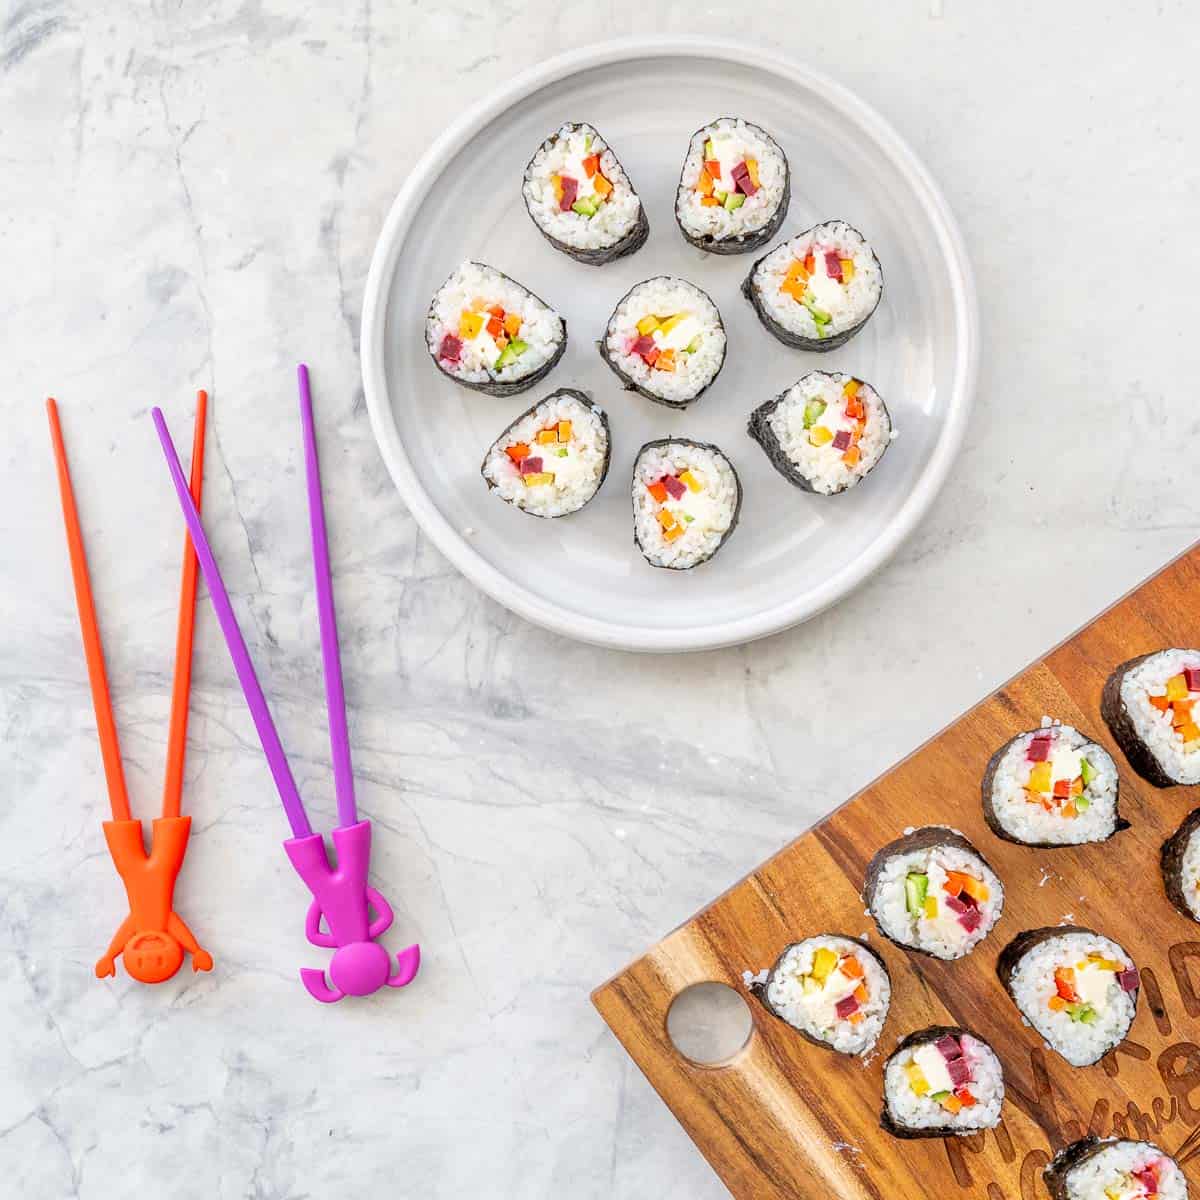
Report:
361,37,978,653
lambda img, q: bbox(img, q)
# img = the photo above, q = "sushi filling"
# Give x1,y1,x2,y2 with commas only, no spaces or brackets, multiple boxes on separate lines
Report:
523,124,641,251
1173,820,1200,919
764,937,889,1055
987,724,1121,844
676,118,787,244
427,262,563,387
481,393,608,518
872,840,1002,959
748,221,883,342
603,278,725,405
1005,931,1138,1067
760,373,891,493
632,441,739,569
1138,659,1200,766
1052,1141,1183,1200
885,1032,1003,1132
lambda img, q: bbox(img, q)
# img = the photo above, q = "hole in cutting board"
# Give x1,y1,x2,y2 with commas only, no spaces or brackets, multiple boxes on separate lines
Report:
666,982,753,1065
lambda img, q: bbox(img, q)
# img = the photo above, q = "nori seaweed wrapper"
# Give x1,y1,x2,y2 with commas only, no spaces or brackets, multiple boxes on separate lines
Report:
599,279,727,410
427,263,566,398
631,438,742,570
880,1025,993,1140
864,827,1001,959
751,934,889,1053
746,373,892,495
741,220,882,351
479,388,611,519
980,728,1129,848
522,122,649,266
1101,653,1190,788
674,117,789,256
1161,808,1200,923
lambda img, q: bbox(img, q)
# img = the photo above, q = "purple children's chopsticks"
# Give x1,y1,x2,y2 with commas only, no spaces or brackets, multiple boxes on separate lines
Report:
152,366,420,1003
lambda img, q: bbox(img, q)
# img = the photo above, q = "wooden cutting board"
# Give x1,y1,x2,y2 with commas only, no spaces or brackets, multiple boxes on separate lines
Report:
593,542,1200,1200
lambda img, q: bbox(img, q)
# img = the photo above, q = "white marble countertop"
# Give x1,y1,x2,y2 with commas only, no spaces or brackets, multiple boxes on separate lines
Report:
3,3,1198,1197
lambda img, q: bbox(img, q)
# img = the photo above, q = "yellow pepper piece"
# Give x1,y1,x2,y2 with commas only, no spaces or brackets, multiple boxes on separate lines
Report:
808,426,834,447
904,1062,930,1096
923,896,938,919
1084,955,1122,971
657,313,687,335
745,157,760,187
459,311,484,339
1168,673,1190,701
663,523,686,542
636,314,660,336
557,420,572,443
840,258,855,281
811,947,838,983
843,379,861,398
521,472,555,487
1027,762,1053,793
678,469,703,493
535,429,558,445
656,508,678,532
1180,721,1200,745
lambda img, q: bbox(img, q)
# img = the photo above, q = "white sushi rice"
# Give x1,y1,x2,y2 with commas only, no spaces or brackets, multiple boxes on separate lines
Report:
869,841,1003,960
1052,1140,1186,1200
764,372,892,495
764,936,890,1055
676,117,786,243
1007,931,1136,1067
523,123,642,252
426,261,564,386
604,277,726,405
632,441,739,569
1118,649,1200,784
481,392,607,518
988,725,1120,845
883,1032,1004,1134
749,221,883,340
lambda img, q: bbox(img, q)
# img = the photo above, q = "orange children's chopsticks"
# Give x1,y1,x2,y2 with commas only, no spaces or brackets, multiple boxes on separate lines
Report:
48,393,213,984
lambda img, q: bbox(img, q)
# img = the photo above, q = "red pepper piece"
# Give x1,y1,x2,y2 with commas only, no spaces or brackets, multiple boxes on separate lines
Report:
643,345,660,366
704,158,721,179
824,251,843,281
662,475,686,500
1053,778,1070,799
519,456,544,476
559,175,579,211
438,333,462,362
831,430,852,452
834,995,859,1019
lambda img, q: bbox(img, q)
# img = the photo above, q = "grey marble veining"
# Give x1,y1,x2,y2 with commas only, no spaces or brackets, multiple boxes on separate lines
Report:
2,3,1199,1197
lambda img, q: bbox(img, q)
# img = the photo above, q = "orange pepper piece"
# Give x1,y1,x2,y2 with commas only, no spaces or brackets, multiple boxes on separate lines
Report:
503,312,522,337
697,169,714,197
1150,694,1171,713
839,955,863,979
842,446,861,469
581,153,600,178
700,195,721,207
486,316,503,338
853,983,868,1003
506,442,530,464
704,158,721,179
647,481,668,504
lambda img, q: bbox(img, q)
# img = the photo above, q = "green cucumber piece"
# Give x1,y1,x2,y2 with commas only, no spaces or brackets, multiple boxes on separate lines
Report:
723,192,745,211
556,448,568,458
493,338,529,371
904,872,929,916
803,399,827,429
929,1091,951,1103
1078,1005,1098,1025
1080,757,1096,786
802,295,833,324
704,138,714,158
684,335,703,354
1074,794,1091,813
572,197,599,217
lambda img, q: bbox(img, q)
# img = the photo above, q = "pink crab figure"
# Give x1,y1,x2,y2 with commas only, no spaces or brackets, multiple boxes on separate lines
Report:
153,365,420,1004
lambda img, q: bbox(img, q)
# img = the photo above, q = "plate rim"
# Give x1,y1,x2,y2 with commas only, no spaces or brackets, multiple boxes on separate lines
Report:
360,35,979,654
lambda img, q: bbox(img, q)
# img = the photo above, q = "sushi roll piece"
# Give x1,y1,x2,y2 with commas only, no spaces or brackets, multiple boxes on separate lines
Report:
982,722,1126,847
748,372,892,496
1102,650,1200,787
599,277,726,409
1161,808,1200,923
1044,1138,1187,1200
742,220,883,350
756,935,890,1056
865,827,1003,961
632,439,740,570
521,122,648,266
426,261,565,396
881,1026,1004,1139
480,389,610,518
674,117,789,255
997,926,1140,1067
